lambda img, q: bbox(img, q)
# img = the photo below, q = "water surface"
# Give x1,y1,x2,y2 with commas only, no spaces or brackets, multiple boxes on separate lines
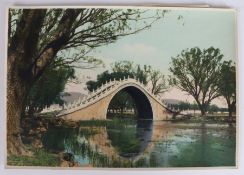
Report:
42,119,236,167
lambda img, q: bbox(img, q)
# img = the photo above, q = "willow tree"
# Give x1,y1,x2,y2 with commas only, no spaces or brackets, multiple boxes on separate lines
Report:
7,8,166,155
169,47,223,116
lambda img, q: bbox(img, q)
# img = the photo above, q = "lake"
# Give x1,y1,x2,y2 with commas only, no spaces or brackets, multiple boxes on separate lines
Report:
41,118,236,168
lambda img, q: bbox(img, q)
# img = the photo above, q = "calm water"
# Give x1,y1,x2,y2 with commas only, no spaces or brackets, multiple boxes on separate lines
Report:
42,119,236,167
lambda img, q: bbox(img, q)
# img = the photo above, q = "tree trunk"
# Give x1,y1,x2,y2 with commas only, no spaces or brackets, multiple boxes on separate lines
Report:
7,66,30,155
228,110,232,123
120,107,123,114
195,100,206,117
7,9,79,156
200,108,206,116
228,104,233,123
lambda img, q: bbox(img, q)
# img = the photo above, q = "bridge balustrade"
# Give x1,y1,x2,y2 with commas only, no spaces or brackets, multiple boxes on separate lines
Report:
42,77,167,115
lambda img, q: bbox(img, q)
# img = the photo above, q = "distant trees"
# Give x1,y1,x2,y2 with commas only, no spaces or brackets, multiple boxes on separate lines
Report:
207,104,219,114
86,70,134,92
166,101,228,116
87,61,168,95
169,47,223,116
112,61,168,95
218,61,236,121
108,91,136,115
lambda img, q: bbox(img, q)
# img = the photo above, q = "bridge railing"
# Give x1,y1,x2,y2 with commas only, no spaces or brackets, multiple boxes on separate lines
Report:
41,76,167,115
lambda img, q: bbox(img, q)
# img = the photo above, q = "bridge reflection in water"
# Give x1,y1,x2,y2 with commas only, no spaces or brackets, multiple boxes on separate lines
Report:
89,119,154,160
41,119,236,167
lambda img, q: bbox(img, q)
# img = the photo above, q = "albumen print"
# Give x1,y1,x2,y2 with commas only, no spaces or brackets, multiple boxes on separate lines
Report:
7,6,237,168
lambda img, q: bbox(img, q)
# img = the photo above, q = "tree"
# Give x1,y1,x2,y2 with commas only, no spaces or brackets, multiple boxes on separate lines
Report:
134,64,151,84
86,70,134,91
26,65,75,116
87,61,168,94
111,61,149,84
7,8,165,155
169,47,223,116
111,61,134,74
218,60,236,121
149,70,167,95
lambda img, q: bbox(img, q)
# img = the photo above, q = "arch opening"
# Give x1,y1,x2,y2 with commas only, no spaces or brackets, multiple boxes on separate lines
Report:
107,86,153,119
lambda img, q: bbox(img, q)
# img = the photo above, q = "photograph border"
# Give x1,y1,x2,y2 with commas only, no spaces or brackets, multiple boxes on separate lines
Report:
0,1,242,175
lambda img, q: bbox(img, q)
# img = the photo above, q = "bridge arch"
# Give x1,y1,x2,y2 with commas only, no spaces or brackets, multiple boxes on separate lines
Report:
106,85,153,119
58,78,171,121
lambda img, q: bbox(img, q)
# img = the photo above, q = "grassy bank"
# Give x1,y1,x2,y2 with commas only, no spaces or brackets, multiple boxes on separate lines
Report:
7,147,60,167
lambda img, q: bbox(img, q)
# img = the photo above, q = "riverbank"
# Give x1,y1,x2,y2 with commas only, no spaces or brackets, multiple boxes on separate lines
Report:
7,115,80,167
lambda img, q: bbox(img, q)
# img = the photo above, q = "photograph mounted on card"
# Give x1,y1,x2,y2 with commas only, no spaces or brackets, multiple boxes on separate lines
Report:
6,6,237,168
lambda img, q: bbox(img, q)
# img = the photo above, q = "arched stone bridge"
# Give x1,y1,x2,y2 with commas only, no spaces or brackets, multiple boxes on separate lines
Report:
57,77,172,121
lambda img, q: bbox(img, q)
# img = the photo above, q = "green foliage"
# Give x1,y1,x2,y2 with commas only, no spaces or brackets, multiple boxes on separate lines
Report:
7,148,59,166
87,61,167,95
86,61,150,96
167,101,197,111
9,9,166,70
86,70,134,92
111,61,150,84
208,104,220,114
218,61,236,118
134,64,151,85
169,47,223,115
150,70,167,94
218,61,236,99
108,91,136,114
26,65,75,114
111,61,134,74
178,102,191,111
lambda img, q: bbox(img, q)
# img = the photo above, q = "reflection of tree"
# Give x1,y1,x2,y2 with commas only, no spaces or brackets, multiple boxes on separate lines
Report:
41,126,78,153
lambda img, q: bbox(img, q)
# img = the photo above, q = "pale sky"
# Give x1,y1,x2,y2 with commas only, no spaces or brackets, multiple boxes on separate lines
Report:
65,8,237,108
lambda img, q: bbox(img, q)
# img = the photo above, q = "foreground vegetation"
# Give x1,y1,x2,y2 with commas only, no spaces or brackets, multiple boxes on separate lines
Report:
7,147,59,167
